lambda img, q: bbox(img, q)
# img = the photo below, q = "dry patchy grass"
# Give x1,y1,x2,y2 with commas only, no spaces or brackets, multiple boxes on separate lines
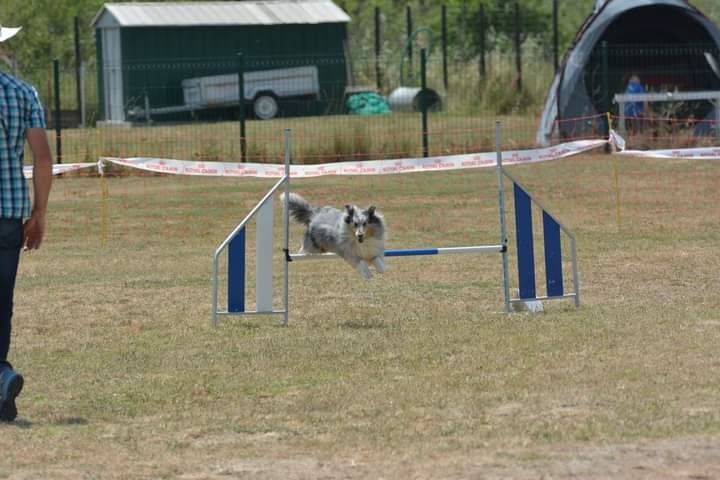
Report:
1,153,720,479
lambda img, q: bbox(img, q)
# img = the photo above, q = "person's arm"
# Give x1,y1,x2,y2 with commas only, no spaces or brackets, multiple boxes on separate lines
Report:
23,127,53,250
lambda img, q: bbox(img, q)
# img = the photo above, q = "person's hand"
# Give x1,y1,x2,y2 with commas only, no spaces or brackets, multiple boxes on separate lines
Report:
23,210,46,250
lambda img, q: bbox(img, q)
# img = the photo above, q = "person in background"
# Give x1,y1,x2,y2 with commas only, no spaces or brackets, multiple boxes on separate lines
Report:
0,24,53,422
624,74,648,133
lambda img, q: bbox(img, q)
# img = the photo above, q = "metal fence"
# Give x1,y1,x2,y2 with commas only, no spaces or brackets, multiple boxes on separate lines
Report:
38,49,559,165
41,48,720,166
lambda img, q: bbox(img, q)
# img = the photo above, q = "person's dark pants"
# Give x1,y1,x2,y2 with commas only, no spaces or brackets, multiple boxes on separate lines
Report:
0,219,23,366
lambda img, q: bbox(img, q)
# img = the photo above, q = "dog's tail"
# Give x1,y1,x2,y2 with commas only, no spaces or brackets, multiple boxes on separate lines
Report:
280,192,313,225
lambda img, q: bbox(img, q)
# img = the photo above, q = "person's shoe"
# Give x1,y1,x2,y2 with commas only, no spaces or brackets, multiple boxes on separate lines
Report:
0,365,23,422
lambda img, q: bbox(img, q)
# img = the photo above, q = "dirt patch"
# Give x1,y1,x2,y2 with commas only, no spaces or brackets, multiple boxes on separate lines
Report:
170,436,720,479
8,435,719,479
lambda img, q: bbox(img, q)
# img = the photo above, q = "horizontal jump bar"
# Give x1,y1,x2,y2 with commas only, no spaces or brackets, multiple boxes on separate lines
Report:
386,245,505,256
290,244,505,261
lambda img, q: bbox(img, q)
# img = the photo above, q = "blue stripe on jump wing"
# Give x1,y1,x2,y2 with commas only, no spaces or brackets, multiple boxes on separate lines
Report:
384,248,439,257
543,211,564,297
514,183,536,299
228,227,246,313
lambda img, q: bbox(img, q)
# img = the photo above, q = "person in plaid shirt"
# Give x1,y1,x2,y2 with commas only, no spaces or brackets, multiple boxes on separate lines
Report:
0,24,53,422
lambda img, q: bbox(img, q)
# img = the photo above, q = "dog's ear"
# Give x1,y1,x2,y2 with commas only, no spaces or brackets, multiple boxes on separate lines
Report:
344,204,354,223
367,205,382,224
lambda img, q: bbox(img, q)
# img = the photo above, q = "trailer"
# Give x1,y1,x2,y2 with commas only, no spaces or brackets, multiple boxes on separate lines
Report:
129,65,320,121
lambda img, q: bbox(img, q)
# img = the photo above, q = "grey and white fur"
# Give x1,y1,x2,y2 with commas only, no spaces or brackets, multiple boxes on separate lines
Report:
282,192,386,279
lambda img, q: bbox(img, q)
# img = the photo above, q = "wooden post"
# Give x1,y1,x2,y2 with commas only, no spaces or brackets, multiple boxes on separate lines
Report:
442,4,448,91
421,49,429,158
514,1,522,92
53,59,62,164
553,0,560,73
601,41,610,141
406,5,413,70
74,16,85,127
479,3,486,79
375,6,382,91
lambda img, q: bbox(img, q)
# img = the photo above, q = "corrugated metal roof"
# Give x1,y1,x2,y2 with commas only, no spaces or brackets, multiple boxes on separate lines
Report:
91,1,351,28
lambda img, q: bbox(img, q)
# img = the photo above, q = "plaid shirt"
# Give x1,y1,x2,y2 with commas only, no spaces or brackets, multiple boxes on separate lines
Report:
0,72,46,219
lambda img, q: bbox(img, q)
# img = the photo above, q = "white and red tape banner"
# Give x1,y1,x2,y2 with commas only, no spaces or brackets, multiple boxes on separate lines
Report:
611,129,720,160
98,138,607,178
23,162,99,179
28,132,719,180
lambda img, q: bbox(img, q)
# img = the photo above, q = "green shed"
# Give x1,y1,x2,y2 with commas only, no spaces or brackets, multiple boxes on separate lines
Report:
91,0,351,123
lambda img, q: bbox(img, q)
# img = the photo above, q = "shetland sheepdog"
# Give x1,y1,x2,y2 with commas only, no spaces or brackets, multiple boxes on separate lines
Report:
282,192,386,279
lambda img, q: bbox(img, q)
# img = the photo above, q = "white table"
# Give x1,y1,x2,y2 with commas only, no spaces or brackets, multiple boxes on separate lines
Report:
613,90,720,137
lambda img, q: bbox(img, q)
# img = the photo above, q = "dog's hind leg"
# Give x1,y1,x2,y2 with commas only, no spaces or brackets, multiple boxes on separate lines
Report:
300,232,320,254
372,256,386,274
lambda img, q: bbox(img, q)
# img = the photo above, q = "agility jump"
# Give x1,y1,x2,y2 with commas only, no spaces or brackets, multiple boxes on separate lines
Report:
211,123,580,325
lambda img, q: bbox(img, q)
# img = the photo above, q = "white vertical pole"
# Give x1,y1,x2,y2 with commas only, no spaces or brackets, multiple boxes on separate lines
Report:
282,129,291,326
571,237,580,307
255,197,274,312
496,121,511,313
211,255,219,326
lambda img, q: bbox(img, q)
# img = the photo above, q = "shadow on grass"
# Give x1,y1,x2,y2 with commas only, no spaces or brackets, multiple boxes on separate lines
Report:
339,318,386,329
216,321,263,331
51,416,89,426
2,419,33,429
2,416,88,429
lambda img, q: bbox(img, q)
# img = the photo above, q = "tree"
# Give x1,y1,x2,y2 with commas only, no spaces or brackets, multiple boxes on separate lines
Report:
1,0,99,71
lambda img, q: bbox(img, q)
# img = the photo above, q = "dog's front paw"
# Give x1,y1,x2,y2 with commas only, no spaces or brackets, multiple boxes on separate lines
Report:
373,257,386,274
357,262,372,279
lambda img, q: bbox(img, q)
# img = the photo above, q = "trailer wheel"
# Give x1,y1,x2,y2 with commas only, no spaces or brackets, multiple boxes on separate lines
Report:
253,94,279,120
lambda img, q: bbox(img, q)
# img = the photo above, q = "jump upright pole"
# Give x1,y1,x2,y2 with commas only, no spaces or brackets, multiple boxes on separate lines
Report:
282,129,291,326
496,121,512,313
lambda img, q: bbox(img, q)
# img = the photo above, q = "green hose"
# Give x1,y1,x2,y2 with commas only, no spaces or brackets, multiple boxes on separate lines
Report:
400,27,434,86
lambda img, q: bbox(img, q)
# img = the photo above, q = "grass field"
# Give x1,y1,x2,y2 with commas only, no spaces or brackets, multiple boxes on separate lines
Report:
2,151,720,479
